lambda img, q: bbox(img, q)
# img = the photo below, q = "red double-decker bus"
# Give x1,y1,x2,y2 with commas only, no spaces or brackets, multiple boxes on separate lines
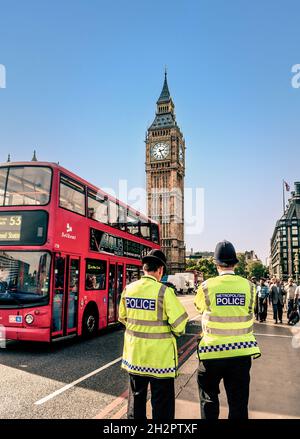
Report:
0,162,160,342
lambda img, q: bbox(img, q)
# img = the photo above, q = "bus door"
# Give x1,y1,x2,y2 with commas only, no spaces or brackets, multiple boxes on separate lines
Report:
108,262,124,323
52,255,80,337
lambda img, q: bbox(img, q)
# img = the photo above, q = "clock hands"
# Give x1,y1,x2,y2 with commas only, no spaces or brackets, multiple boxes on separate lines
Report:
151,143,169,160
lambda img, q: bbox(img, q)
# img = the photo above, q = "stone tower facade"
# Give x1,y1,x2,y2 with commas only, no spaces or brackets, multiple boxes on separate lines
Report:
145,73,185,273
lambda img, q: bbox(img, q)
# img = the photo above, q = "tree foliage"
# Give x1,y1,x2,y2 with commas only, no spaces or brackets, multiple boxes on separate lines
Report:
247,261,268,279
186,253,268,281
234,253,248,277
234,254,268,279
186,257,218,280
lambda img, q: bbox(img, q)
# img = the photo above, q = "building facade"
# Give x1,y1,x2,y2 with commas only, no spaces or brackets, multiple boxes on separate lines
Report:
244,250,260,263
270,182,300,282
145,73,185,273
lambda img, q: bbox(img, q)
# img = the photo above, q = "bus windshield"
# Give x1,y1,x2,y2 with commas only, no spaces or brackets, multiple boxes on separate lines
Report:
0,251,51,307
0,166,52,206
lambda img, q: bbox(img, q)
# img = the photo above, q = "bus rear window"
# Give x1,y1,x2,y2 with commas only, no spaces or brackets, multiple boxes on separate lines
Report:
0,166,52,206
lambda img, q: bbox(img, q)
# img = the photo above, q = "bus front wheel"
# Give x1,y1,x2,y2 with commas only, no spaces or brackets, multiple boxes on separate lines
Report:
82,306,99,338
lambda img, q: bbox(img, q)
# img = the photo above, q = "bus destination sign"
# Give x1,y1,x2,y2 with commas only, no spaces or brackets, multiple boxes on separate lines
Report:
0,215,22,241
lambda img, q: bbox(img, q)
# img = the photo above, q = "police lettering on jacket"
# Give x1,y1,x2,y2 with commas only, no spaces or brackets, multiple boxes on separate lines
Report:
216,293,246,306
125,297,156,311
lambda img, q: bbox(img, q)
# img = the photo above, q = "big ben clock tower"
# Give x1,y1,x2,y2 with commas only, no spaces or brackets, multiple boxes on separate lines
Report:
145,72,185,273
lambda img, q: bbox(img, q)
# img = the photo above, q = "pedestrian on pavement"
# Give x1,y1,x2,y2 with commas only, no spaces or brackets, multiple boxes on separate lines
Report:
257,278,269,322
268,277,276,305
251,277,259,321
269,279,286,324
194,240,261,420
284,278,297,320
295,284,300,318
118,249,189,420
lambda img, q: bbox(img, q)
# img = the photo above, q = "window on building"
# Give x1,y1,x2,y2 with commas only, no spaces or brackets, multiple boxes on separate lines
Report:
292,237,298,247
59,175,85,215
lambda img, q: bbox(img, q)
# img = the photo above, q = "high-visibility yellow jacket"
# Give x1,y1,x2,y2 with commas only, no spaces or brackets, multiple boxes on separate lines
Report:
194,274,261,360
118,275,189,378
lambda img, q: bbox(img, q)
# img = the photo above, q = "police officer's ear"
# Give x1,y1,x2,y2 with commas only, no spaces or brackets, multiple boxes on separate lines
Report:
157,265,164,280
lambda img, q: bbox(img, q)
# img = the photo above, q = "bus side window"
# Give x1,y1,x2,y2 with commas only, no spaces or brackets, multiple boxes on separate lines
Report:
59,175,85,216
85,259,107,290
126,265,140,285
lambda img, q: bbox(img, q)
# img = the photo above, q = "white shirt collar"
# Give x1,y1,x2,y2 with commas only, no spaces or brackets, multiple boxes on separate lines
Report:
219,270,235,276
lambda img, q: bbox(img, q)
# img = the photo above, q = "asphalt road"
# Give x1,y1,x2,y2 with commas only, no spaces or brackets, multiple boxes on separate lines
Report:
175,308,300,419
0,295,199,419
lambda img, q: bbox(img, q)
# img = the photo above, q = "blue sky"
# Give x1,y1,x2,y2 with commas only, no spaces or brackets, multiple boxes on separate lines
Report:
0,0,300,261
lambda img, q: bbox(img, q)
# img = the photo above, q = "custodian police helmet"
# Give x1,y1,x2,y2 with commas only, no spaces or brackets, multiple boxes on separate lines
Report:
214,240,239,267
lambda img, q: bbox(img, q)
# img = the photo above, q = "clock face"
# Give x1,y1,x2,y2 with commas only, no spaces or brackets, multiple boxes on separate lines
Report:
179,145,184,162
151,143,170,160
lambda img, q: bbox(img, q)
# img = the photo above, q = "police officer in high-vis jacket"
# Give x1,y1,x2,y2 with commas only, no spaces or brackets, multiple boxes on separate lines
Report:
119,249,188,420
194,241,261,419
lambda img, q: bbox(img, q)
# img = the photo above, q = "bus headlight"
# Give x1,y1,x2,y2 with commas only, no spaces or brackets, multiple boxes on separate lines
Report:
25,314,34,325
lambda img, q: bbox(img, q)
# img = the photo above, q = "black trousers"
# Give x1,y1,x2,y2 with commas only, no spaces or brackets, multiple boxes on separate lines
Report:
254,294,259,320
127,373,175,420
197,356,252,419
272,302,283,322
258,297,268,321
287,299,294,319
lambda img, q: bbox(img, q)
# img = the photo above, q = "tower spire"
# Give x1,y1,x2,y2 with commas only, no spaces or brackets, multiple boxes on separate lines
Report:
157,69,171,103
32,150,37,161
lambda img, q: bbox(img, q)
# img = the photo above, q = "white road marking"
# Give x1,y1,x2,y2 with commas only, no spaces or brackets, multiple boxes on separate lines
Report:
35,314,201,406
254,333,292,338
34,356,122,405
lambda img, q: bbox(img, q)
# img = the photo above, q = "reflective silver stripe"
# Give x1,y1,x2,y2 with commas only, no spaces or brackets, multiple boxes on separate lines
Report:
205,325,253,336
126,318,169,327
248,281,255,314
202,281,211,312
125,329,173,339
171,312,189,329
157,284,167,321
206,313,253,323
